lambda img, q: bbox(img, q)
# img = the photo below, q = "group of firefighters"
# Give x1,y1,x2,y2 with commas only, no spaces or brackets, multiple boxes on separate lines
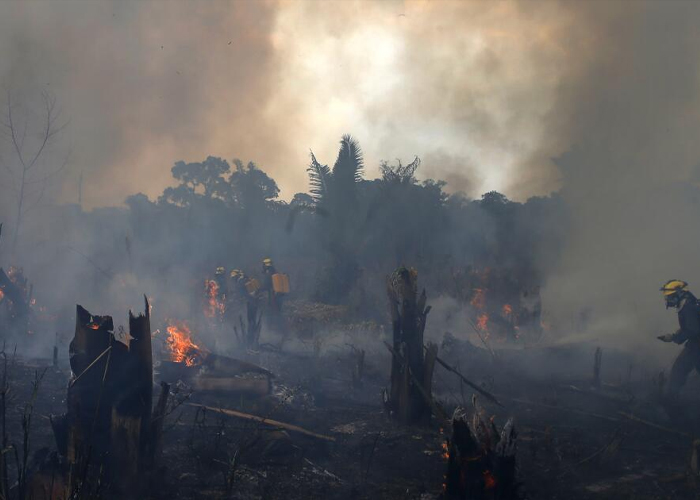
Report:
203,266,700,399
209,257,290,329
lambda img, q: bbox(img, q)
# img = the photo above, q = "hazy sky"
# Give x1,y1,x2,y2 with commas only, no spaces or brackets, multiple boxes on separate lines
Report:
0,0,582,207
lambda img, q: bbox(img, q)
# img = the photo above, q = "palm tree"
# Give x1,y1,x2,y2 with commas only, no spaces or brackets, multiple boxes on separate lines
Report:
307,134,364,208
306,135,365,302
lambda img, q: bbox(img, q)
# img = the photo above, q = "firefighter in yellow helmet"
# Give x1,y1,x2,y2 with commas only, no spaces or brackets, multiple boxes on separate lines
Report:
262,258,276,275
658,280,700,395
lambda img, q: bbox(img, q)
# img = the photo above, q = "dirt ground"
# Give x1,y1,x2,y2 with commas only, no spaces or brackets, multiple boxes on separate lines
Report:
5,332,700,500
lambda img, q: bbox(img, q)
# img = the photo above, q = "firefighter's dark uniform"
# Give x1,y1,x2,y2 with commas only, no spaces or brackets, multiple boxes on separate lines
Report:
667,293,700,394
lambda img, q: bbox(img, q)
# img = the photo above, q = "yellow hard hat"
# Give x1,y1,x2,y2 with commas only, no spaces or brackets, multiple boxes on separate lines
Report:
230,269,242,278
263,258,273,266
216,267,225,275
660,279,688,296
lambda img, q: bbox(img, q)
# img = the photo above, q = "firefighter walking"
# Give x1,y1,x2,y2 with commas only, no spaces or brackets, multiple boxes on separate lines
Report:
657,279,700,396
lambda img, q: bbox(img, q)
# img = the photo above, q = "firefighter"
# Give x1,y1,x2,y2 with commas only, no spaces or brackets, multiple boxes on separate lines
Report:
214,266,228,297
262,258,277,276
260,257,287,331
657,280,700,395
261,258,276,299
228,269,251,299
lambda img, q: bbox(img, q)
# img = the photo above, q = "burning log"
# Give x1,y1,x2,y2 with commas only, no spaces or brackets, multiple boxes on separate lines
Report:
384,267,436,424
158,322,273,396
442,407,519,500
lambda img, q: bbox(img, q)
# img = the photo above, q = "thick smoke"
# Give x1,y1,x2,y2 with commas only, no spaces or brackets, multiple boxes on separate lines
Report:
541,1,700,362
0,1,280,207
2,1,700,369
0,0,574,206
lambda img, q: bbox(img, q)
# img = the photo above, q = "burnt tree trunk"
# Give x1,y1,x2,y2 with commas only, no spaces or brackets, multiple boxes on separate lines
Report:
385,267,434,424
443,407,519,500
54,297,157,495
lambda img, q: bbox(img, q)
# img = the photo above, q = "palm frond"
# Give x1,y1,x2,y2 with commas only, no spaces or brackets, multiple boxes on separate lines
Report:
333,134,364,183
307,150,330,204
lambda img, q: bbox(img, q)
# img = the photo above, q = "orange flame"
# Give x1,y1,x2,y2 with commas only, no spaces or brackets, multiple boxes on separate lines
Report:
441,441,450,461
204,280,225,319
483,470,497,489
166,321,206,366
471,288,486,309
86,316,103,330
476,313,489,331
0,288,4,301
502,304,512,316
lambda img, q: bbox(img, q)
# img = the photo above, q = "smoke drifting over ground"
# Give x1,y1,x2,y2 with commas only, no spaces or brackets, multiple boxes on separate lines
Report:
542,1,700,360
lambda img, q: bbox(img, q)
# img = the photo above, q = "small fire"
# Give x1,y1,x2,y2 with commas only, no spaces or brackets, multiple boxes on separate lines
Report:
502,304,513,317
471,288,486,309
204,280,225,319
166,321,206,367
483,470,497,489
86,316,103,330
0,288,4,301
476,313,489,331
441,441,450,461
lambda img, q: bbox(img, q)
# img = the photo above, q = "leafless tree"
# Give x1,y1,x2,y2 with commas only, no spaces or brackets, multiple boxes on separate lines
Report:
0,90,69,254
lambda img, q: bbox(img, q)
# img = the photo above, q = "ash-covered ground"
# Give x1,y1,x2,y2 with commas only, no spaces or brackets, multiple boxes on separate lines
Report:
5,316,700,500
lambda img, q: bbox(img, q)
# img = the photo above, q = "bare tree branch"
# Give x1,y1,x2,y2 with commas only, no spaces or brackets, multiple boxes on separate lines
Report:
1,90,69,253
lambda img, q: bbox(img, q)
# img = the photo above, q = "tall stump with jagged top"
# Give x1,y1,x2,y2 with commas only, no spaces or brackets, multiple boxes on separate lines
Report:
384,267,437,424
49,296,168,497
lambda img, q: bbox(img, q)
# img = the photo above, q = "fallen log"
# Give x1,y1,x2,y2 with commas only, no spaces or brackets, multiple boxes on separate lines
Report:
186,403,335,442
427,346,503,407
158,354,273,382
202,354,274,378
466,317,497,361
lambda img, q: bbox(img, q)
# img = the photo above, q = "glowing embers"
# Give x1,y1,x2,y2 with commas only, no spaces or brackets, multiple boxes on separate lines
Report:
476,313,489,332
165,320,208,367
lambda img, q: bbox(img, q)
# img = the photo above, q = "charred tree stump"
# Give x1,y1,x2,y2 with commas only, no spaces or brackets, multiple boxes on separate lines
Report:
443,407,519,500
351,348,365,389
384,267,435,424
234,300,263,349
54,297,160,495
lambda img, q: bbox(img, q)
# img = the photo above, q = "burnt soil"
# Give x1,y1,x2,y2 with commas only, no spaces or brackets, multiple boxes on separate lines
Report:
5,333,700,500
